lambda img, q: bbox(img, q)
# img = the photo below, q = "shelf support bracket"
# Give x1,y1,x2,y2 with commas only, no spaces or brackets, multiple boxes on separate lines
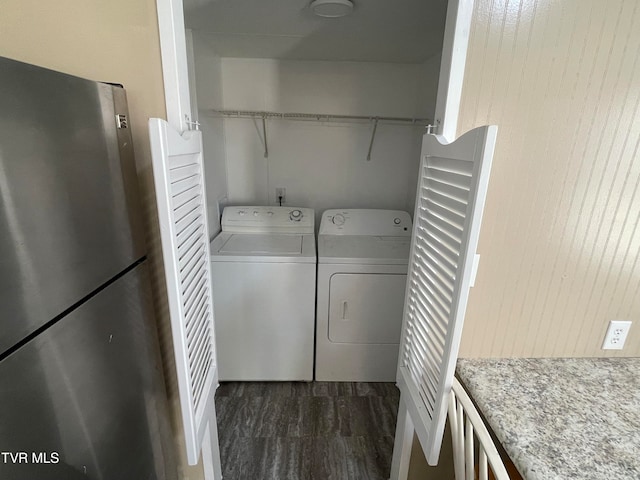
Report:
366,118,379,161
262,115,268,158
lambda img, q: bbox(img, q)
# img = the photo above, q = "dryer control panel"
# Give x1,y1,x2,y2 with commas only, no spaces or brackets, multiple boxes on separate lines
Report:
222,206,314,234
320,209,412,236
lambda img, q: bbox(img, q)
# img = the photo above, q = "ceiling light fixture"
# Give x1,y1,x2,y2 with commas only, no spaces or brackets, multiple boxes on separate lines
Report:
310,0,354,18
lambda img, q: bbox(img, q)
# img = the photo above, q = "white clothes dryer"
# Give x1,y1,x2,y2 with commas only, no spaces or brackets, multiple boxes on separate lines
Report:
210,206,316,381
315,209,412,382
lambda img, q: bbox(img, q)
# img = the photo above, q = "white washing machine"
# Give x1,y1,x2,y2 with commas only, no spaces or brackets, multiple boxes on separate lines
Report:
315,209,412,382
210,206,316,381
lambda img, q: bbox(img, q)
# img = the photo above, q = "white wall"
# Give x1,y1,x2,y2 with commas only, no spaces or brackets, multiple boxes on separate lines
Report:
404,53,443,212
214,57,434,225
192,33,228,237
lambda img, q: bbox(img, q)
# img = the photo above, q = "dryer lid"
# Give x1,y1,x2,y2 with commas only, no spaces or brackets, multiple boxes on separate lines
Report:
318,235,411,265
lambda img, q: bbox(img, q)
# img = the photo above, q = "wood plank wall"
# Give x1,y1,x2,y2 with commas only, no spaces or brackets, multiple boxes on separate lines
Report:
457,0,640,357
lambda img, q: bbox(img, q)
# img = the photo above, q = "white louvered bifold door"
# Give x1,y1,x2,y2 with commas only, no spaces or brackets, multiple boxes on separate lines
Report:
149,118,221,475
392,126,497,474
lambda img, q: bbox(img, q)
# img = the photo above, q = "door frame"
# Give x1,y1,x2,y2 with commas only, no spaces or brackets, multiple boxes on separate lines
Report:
156,0,194,133
155,0,473,139
152,0,475,478
435,0,474,142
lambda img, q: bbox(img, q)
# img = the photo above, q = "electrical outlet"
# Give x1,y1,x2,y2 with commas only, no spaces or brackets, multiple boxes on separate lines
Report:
276,187,286,205
602,320,632,350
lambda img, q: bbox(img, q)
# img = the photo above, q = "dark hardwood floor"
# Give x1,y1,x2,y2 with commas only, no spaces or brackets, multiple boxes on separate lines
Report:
215,382,400,479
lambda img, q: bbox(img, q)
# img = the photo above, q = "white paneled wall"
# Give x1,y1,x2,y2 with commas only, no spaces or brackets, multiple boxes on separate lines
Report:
191,54,439,226
457,0,640,358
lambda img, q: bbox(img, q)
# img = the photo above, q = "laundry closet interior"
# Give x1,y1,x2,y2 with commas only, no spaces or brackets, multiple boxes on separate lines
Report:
186,0,450,374
182,0,451,476
186,0,448,234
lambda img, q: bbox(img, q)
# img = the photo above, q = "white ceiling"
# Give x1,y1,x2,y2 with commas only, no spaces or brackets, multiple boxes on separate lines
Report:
183,0,448,64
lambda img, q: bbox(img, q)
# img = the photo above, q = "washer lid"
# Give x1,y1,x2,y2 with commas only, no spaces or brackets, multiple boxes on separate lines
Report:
318,235,411,265
220,234,302,255
211,232,316,263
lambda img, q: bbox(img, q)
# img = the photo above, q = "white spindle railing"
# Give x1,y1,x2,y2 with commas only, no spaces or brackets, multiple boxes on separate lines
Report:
448,377,511,480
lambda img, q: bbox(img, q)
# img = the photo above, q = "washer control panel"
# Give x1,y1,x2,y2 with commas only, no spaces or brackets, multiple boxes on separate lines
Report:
320,209,412,236
222,206,314,233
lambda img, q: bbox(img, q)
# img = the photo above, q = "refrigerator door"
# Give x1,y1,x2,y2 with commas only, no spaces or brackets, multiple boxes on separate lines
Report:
0,57,145,355
0,262,176,480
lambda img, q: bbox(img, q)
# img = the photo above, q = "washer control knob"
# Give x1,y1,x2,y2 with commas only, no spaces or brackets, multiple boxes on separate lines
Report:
289,209,303,221
253,210,259,216
267,211,274,216
394,217,401,225
238,210,246,216
332,214,345,226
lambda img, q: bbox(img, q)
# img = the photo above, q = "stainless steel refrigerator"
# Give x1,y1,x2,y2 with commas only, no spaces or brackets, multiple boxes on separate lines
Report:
0,57,177,479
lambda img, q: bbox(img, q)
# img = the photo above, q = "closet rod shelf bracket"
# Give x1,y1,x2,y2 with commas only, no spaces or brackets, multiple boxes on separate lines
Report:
261,114,268,158
367,118,379,161
206,109,432,162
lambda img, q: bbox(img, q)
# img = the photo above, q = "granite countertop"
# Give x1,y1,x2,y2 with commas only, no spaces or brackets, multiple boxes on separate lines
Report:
456,358,640,480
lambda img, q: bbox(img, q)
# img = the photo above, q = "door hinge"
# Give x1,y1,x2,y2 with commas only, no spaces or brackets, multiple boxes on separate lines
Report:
425,119,441,135
115,114,128,129
185,114,201,131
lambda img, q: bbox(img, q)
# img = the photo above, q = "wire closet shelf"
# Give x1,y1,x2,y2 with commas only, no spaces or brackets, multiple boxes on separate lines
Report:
201,109,434,161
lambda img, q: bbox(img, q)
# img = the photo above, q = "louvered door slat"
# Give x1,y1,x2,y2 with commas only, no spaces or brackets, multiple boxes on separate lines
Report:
428,156,475,175
393,126,497,471
184,274,208,317
181,257,205,295
425,199,465,229
425,189,467,217
176,207,203,234
190,332,211,374
412,317,445,359
426,178,470,202
424,210,463,245
406,318,442,373
412,276,448,324
172,177,199,197
426,167,472,189
173,174,200,195
192,354,213,403
177,223,204,250
413,271,451,314
169,153,199,169
187,303,210,343
173,188,200,213
406,355,436,405
179,234,203,266
420,226,460,265
411,281,451,331
420,218,461,258
149,118,220,468
170,163,200,181
185,291,208,333
175,193,201,219
188,307,210,347
178,235,204,267
178,220,203,248
417,236,457,277
416,252,455,294
415,250,454,292
412,294,448,340
181,253,205,289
